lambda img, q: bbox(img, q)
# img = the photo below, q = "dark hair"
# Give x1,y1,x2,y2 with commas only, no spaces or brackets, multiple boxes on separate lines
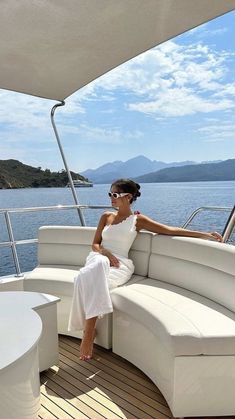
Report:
111,179,141,204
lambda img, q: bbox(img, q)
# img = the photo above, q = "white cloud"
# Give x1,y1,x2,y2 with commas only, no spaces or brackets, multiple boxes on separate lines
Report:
214,83,235,97
128,88,235,117
196,121,235,142
86,40,234,118
186,23,209,36
59,123,143,144
186,21,228,38
203,117,220,122
100,108,115,114
192,27,228,39
0,88,85,131
0,37,234,130
0,145,27,160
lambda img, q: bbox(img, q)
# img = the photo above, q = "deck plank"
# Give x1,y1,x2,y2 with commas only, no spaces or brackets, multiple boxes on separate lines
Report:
40,335,174,418
38,402,59,419
40,384,81,418
59,342,171,417
40,335,235,419
41,376,103,418
44,365,131,419
59,339,168,411
61,335,160,394
62,335,152,381
58,358,165,419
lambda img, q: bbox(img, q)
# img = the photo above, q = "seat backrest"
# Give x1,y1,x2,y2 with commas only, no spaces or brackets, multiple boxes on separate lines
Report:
129,231,153,276
38,226,95,266
38,226,152,276
148,235,235,312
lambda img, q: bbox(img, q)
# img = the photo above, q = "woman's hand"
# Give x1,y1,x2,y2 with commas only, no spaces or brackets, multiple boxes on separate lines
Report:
101,249,120,267
205,231,224,242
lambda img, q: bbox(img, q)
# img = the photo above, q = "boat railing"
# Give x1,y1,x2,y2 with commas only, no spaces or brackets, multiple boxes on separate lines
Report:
182,205,235,242
0,204,234,278
0,204,113,277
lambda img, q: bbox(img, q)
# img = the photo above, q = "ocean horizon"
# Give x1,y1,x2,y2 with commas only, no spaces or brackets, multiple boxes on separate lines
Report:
0,180,234,277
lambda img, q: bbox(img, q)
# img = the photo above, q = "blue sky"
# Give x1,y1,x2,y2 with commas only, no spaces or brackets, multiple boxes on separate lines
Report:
0,10,234,172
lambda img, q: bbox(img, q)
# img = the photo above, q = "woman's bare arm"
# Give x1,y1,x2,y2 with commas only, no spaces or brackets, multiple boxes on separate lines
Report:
136,214,223,242
92,213,108,252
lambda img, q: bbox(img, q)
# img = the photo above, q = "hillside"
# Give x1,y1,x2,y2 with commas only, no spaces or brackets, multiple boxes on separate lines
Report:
0,159,87,189
81,155,196,184
134,159,235,183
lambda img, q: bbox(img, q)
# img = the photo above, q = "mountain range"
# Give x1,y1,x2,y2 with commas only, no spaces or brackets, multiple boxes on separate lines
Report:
134,158,235,183
81,155,198,184
81,155,223,184
1,157,234,189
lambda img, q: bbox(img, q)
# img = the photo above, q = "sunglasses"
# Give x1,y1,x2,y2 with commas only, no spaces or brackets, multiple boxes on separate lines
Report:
108,192,129,199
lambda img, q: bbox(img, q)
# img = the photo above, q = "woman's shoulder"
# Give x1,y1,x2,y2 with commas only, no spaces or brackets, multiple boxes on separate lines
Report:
96,212,116,229
134,212,151,220
134,211,146,220
102,211,116,217
101,211,116,223
134,212,155,230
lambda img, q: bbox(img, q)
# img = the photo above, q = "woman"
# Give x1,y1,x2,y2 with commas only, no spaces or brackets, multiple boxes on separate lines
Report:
68,179,223,360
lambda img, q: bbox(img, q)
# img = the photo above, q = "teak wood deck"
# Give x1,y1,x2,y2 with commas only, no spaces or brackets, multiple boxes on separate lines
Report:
39,335,233,419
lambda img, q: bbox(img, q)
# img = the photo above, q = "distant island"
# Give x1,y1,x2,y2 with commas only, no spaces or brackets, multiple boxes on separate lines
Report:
134,159,235,183
0,159,88,189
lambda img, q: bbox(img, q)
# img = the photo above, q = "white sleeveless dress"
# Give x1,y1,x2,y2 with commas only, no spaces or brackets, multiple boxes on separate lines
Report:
68,214,137,331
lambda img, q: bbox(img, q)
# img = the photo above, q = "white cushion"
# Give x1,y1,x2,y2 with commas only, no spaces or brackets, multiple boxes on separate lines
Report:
24,265,80,296
112,278,235,356
38,226,95,266
24,264,145,298
150,235,235,276
39,243,92,266
39,225,96,245
129,231,153,276
149,235,235,312
37,226,152,276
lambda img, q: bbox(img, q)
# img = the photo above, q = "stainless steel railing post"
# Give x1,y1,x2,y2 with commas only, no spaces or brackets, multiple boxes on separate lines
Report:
222,206,235,242
50,101,86,226
4,211,23,277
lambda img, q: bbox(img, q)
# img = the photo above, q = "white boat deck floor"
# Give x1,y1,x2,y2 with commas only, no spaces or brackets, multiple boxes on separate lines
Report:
39,335,233,419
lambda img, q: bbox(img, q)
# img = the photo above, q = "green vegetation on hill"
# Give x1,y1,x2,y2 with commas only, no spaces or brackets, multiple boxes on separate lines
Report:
135,159,235,183
0,159,87,189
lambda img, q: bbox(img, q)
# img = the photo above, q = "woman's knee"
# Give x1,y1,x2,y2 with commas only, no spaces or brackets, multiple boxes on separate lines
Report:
95,255,109,270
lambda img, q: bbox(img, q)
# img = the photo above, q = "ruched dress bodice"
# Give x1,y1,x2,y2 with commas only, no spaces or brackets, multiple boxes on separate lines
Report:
101,214,137,258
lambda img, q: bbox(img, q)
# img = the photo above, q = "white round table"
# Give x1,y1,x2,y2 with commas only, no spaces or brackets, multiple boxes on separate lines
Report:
0,291,60,419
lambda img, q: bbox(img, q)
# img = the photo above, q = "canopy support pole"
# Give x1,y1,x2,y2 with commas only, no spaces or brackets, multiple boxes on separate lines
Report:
50,101,86,226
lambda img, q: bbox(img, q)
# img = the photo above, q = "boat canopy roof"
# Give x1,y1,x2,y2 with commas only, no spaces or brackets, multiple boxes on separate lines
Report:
0,0,235,101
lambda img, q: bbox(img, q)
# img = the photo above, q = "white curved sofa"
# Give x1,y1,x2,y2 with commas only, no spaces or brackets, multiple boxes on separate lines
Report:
24,226,152,348
24,225,235,418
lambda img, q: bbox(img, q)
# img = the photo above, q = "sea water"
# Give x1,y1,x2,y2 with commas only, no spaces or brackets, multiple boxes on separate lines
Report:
0,181,234,276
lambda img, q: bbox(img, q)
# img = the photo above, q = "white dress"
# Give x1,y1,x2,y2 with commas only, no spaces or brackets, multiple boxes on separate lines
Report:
68,214,137,331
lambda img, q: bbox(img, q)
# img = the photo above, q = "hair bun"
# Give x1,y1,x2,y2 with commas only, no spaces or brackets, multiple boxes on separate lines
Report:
111,178,141,203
